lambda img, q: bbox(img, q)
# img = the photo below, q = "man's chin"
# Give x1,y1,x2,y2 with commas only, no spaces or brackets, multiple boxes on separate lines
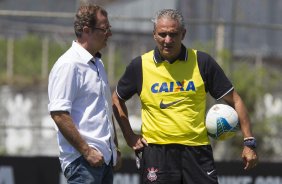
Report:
162,50,173,57
163,47,175,53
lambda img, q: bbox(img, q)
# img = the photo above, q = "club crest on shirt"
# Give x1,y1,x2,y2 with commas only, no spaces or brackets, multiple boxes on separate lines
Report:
147,167,158,182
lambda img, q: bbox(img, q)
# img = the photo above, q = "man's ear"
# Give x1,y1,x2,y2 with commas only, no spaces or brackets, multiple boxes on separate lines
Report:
153,31,157,40
181,29,186,40
83,26,91,34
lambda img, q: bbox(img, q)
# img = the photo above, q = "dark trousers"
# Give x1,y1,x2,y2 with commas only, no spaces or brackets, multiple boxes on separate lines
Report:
140,144,218,184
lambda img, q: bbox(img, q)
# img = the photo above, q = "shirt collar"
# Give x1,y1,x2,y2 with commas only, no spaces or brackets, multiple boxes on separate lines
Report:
72,41,102,64
153,44,188,64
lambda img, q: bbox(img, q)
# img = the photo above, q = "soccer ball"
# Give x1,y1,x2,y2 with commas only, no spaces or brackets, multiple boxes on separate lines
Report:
205,104,239,140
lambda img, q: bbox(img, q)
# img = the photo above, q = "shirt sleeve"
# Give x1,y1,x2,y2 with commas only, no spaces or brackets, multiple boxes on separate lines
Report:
48,62,79,113
197,51,233,100
116,56,142,101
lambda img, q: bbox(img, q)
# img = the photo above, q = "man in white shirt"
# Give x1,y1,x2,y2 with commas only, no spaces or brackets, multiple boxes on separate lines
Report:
48,4,120,184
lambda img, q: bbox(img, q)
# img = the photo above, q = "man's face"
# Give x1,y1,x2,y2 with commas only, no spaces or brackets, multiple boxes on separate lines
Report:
87,11,112,54
153,17,186,61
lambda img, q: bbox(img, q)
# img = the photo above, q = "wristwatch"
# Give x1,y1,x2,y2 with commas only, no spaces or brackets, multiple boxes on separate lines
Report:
244,137,257,149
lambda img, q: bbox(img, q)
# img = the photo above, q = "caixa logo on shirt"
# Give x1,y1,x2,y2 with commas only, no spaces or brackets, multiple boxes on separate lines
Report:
151,80,196,93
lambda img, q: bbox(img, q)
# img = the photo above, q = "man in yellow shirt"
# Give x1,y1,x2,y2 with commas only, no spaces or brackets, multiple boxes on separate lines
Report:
112,9,258,184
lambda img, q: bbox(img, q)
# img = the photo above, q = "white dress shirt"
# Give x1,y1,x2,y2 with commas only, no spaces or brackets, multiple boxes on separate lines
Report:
48,41,117,172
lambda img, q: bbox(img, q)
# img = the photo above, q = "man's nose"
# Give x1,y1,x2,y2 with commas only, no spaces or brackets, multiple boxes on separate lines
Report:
164,35,173,43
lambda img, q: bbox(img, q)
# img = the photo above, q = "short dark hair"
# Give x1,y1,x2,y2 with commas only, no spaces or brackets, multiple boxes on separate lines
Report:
74,4,108,38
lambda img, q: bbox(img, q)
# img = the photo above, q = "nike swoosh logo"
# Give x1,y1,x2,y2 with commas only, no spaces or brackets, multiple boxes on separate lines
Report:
207,169,215,175
159,98,185,109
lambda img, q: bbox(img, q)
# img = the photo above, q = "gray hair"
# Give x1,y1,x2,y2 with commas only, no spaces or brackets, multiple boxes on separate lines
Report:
152,9,185,30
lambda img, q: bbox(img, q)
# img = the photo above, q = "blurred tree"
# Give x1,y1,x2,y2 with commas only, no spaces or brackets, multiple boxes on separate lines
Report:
210,50,281,161
0,35,68,87
0,39,7,84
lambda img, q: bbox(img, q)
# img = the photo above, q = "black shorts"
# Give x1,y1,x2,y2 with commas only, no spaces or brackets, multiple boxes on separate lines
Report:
139,144,218,184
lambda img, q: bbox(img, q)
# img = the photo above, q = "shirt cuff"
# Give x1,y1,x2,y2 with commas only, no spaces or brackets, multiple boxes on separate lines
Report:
48,99,72,113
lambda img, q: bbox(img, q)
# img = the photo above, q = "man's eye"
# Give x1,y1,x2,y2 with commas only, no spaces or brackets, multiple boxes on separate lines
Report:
158,33,167,38
157,32,179,38
169,33,178,37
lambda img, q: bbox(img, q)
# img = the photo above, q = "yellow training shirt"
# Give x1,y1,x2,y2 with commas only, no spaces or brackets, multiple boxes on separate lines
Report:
140,48,210,146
